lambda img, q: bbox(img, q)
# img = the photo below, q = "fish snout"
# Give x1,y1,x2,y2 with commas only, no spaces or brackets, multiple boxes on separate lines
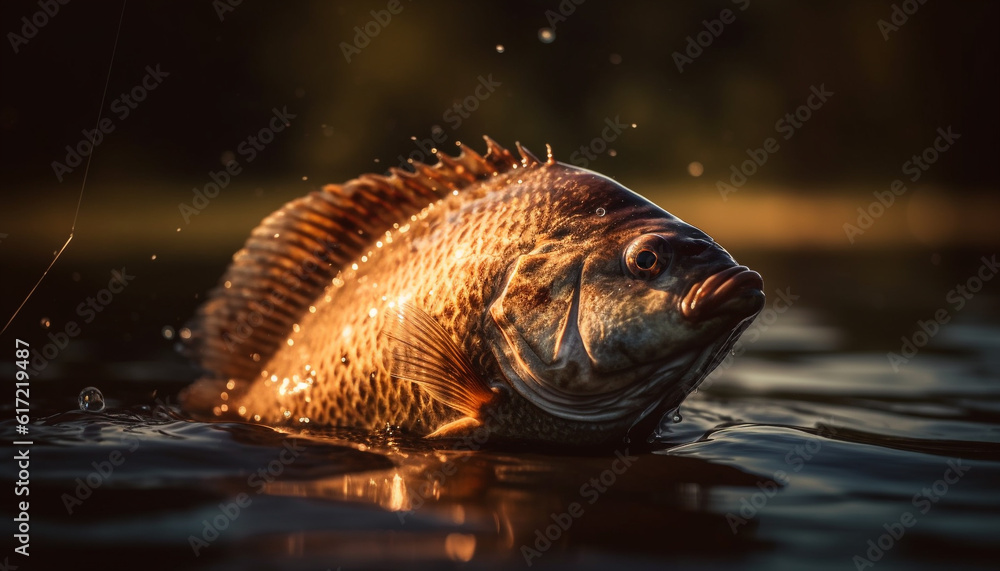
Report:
679,265,765,322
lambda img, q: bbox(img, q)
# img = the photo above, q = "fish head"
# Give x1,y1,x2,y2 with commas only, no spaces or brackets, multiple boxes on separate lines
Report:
489,166,764,428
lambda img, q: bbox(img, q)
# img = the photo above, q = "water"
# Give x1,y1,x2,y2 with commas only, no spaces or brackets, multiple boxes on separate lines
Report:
2,251,999,570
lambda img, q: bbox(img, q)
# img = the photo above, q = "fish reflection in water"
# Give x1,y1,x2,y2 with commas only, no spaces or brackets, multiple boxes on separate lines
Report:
248,428,764,564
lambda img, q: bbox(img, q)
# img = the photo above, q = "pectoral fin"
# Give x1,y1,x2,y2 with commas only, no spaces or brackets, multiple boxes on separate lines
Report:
426,417,482,439
383,303,495,425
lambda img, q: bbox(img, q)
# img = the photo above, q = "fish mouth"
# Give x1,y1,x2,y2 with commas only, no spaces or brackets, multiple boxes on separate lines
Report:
680,265,764,321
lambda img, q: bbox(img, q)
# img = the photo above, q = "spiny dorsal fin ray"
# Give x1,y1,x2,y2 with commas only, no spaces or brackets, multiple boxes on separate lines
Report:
382,303,495,420
516,142,543,167
183,137,541,402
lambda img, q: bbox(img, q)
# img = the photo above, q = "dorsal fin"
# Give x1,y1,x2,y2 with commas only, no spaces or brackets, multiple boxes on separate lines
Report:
183,137,544,387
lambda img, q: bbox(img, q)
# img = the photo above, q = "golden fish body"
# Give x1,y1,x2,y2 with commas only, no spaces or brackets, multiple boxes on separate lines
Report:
183,138,764,446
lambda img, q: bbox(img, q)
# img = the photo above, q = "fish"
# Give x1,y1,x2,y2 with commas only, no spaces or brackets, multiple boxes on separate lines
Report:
181,137,764,446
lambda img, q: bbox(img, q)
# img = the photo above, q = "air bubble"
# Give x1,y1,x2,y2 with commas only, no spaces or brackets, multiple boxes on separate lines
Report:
162,326,175,340
538,28,555,43
78,387,106,412
495,44,505,53
40,317,51,329
596,207,606,217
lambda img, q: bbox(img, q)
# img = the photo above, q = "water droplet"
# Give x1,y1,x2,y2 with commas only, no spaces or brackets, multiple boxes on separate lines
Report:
495,44,505,53
40,317,51,329
150,254,157,260
596,207,606,217
538,28,555,43
672,413,683,423
161,326,175,340
687,161,704,177
179,328,192,340
78,387,106,412
341,354,350,365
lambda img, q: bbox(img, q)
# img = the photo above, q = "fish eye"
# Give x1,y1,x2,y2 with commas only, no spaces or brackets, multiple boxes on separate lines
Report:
623,234,672,279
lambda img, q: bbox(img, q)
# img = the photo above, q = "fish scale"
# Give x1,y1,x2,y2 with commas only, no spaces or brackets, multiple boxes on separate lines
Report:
242,168,549,428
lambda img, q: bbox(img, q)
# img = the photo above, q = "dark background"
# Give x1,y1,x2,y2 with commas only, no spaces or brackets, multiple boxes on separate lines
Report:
0,0,998,379
3,1,999,190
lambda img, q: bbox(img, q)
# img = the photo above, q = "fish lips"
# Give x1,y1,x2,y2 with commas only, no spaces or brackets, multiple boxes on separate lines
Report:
679,265,765,324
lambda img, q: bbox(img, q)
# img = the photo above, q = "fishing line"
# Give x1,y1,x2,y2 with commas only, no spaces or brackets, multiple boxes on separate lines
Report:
1,0,128,336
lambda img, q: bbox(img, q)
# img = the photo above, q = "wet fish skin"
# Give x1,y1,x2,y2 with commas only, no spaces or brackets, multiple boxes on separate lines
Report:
183,139,764,446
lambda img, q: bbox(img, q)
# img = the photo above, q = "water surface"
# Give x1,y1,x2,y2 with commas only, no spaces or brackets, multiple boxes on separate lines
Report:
3,251,999,570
